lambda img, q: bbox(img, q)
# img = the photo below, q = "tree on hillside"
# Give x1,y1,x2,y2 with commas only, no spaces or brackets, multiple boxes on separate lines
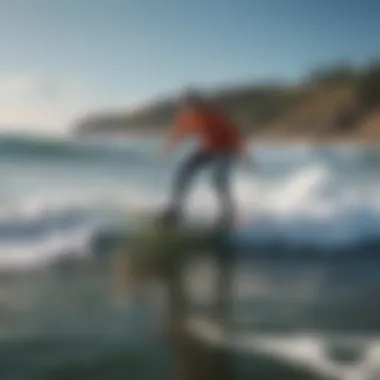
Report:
307,62,358,85
357,61,380,111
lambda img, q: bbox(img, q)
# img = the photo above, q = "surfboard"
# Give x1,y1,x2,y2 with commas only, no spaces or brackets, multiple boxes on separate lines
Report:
123,203,161,221
123,202,248,229
118,217,220,282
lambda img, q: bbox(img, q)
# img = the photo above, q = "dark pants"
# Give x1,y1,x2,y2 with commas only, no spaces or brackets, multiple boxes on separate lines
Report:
167,148,236,223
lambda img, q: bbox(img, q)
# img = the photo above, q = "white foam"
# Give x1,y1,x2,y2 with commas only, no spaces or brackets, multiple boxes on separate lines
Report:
1,143,380,269
186,317,380,380
117,159,380,249
0,226,94,271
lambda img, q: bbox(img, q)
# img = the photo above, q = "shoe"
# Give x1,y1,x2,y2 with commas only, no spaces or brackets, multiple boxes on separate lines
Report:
157,208,179,227
215,213,234,231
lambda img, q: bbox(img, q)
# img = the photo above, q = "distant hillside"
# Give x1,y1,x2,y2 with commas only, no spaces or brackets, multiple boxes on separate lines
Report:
73,62,380,142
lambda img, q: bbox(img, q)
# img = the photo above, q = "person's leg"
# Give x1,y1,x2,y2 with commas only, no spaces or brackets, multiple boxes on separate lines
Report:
163,149,211,224
212,153,236,226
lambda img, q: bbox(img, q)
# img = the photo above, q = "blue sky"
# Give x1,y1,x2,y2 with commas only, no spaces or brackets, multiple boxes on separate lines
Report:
0,0,379,131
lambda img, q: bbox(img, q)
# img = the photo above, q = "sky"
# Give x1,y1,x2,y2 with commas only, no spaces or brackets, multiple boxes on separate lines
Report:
0,0,380,133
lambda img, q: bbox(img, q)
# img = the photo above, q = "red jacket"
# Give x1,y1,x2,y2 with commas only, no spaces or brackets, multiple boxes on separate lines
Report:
168,106,243,153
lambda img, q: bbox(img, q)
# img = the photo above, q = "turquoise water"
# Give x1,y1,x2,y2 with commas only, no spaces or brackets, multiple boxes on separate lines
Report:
1,133,380,379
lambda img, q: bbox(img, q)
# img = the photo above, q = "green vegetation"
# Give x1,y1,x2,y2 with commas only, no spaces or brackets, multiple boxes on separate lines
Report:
357,62,380,111
306,62,360,85
306,61,380,109
74,61,380,141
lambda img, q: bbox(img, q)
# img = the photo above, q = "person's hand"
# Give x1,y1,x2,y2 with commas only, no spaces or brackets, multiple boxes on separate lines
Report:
240,146,253,170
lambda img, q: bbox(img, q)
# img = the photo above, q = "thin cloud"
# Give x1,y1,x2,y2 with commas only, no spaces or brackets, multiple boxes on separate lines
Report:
0,74,99,133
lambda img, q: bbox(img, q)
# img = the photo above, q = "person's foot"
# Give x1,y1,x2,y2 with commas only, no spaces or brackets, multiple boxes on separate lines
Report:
157,207,180,227
215,213,234,230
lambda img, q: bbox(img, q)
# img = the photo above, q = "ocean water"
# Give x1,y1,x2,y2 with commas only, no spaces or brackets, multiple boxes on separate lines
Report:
1,132,380,379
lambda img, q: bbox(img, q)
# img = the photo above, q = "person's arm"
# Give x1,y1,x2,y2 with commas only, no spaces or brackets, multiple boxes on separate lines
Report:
162,110,196,157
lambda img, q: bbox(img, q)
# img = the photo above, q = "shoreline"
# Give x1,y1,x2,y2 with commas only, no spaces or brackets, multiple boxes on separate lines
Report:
247,135,380,147
2,128,377,148
75,130,380,148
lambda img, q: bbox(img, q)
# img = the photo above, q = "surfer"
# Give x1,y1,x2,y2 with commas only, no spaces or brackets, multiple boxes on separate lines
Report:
160,90,251,226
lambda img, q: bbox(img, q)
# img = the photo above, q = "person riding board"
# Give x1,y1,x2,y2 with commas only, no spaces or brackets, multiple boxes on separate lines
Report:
160,90,251,227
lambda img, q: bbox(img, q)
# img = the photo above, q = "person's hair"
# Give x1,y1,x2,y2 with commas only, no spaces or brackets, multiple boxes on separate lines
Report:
181,89,205,107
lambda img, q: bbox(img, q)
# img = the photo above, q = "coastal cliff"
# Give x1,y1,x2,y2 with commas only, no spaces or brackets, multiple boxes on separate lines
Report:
73,63,380,142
